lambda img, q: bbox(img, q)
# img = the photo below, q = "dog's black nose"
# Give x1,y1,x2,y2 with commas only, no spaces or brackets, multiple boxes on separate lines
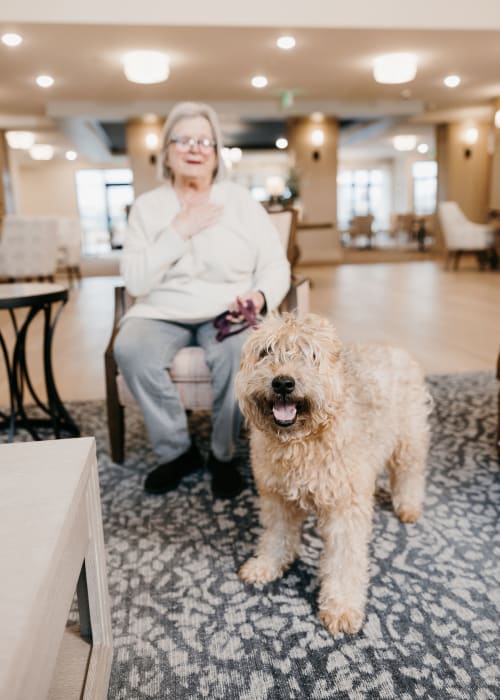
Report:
272,375,295,395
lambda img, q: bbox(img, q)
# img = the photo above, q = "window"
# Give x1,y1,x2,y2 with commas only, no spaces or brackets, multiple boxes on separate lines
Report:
75,169,134,254
412,161,437,215
337,168,390,232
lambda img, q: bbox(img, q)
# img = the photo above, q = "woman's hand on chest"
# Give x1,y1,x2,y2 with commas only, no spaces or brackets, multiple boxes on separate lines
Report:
172,189,224,241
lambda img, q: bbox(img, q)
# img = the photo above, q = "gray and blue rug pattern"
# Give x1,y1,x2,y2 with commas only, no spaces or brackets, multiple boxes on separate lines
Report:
10,372,500,698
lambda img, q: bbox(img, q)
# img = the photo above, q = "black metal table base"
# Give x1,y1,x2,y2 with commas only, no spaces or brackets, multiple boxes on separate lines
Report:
0,289,80,442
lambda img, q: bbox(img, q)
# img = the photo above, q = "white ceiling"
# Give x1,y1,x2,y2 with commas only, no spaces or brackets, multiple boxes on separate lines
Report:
1,22,499,159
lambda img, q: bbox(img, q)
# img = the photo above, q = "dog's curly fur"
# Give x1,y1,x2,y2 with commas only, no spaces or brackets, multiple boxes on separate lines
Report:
235,312,432,635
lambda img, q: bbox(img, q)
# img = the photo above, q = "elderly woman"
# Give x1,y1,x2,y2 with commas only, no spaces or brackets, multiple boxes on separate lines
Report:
114,102,290,498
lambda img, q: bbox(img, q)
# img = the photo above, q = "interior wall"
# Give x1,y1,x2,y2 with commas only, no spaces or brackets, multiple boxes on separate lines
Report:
489,98,500,211
439,121,491,223
287,116,338,224
8,152,129,217
125,120,163,197
11,156,81,216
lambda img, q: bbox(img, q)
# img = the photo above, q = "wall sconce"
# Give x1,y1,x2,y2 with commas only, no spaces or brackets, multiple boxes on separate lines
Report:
145,131,159,165
494,110,500,128
463,127,478,159
311,128,324,160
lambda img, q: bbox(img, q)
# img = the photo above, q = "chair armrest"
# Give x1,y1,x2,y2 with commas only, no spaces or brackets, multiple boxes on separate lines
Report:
280,278,310,316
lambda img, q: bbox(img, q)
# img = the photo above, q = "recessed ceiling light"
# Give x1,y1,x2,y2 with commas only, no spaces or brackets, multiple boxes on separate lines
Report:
417,143,429,154
393,135,417,151
5,131,35,149
276,36,296,50
251,75,268,88
373,53,417,84
2,33,22,47
275,137,288,149
444,75,461,88
65,150,78,161
36,75,54,88
122,51,169,84
29,144,54,160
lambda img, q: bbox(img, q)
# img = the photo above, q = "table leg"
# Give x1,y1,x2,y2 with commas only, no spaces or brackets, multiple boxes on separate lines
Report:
0,331,16,440
1,301,80,441
42,301,80,438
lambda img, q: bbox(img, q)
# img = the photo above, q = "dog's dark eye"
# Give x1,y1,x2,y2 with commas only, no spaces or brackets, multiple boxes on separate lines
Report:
258,348,269,360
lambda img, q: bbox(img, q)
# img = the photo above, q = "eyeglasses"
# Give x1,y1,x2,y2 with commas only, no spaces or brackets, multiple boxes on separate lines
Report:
169,136,216,153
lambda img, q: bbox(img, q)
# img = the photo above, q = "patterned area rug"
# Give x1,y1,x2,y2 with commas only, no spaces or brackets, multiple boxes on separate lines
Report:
9,372,500,698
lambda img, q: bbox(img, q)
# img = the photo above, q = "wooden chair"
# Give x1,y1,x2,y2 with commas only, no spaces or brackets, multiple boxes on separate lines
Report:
348,215,375,248
104,208,310,463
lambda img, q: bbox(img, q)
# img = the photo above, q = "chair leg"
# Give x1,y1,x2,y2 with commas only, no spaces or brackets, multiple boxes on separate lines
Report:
107,398,125,464
453,251,461,270
105,354,126,464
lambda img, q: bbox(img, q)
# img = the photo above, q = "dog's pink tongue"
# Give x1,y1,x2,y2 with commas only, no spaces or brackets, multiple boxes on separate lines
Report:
273,401,297,421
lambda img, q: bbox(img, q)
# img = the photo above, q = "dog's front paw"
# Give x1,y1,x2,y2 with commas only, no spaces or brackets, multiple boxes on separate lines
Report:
395,504,421,523
239,557,284,584
319,604,364,635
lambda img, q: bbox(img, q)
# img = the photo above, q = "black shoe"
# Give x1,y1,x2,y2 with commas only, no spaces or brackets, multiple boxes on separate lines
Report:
207,452,245,499
144,443,202,494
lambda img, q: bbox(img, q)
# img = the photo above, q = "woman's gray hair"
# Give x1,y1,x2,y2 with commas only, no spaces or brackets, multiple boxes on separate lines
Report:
159,101,227,183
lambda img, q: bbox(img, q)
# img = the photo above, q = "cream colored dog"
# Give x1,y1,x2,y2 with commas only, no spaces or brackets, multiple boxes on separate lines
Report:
235,313,431,635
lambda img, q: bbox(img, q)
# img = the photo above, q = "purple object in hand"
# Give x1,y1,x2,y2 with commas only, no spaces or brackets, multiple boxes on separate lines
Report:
213,299,258,342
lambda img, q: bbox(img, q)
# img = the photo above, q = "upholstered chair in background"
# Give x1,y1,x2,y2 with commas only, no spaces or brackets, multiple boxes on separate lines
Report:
438,201,497,270
0,216,59,282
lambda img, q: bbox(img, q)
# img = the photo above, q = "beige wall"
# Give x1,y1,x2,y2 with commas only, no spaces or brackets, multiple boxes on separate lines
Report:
436,121,491,223
489,98,500,211
125,120,163,197
10,156,81,216
8,152,131,218
287,116,338,224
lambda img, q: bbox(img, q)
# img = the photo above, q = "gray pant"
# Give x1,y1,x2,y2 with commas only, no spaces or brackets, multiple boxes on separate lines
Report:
114,317,250,464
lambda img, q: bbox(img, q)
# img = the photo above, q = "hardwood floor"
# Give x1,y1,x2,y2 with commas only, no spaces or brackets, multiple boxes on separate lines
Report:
0,262,499,406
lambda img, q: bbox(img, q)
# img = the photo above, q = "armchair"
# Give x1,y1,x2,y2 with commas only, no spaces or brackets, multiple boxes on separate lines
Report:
438,202,496,270
104,208,310,463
